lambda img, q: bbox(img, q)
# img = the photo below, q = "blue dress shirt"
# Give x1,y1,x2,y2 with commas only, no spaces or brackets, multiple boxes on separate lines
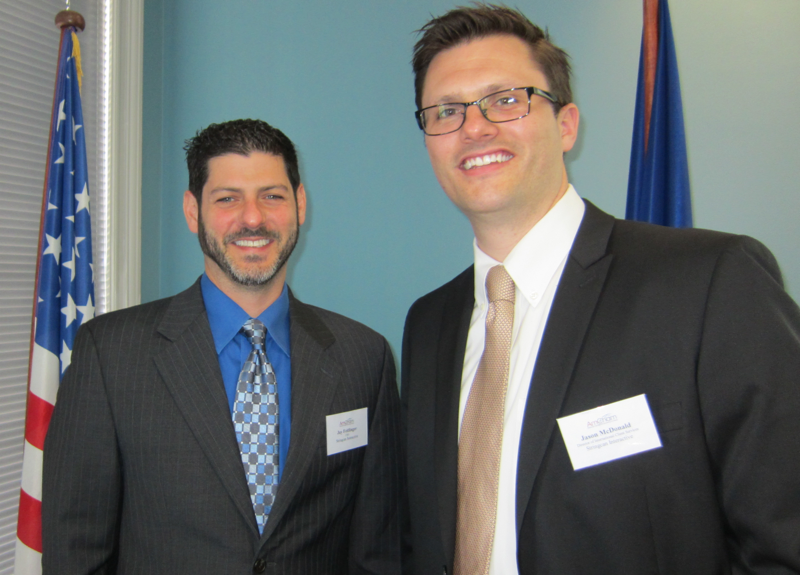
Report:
201,274,292,480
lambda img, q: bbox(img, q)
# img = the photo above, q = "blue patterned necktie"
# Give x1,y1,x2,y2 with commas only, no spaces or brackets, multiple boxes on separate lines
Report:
233,318,279,534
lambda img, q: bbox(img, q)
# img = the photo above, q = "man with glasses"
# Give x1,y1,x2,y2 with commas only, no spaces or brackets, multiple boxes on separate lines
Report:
401,5,800,575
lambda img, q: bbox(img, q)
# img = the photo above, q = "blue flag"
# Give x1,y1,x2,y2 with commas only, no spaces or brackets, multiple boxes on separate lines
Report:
626,0,692,227
16,27,95,573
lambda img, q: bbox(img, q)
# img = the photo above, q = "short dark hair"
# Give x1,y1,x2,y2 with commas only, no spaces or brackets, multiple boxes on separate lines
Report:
184,119,301,203
412,4,572,113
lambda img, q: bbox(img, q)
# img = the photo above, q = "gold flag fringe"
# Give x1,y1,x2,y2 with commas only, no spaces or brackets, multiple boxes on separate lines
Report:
71,30,83,92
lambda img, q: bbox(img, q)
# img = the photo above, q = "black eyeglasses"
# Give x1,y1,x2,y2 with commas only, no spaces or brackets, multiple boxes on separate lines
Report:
415,86,558,136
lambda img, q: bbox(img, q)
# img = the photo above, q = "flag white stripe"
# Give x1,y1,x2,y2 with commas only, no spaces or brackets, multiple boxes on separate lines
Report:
28,342,60,407
20,441,44,501
14,537,42,575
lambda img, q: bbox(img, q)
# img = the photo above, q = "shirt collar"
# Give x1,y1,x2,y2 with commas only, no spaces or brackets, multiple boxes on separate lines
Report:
473,184,586,308
201,274,291,357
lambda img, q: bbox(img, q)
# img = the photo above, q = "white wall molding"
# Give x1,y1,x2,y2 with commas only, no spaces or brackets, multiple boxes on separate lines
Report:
106,0,144,312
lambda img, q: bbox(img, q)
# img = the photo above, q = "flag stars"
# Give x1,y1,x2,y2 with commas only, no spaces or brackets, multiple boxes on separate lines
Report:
77,295,95,325
75,183,90,213
60,340,72,373
56,99,66,132
47,190,58,210
36,33,96,403
75,236,86,255
55,143,65,165
61,293,77,327
72,117,82,143
43,234,62,264
63,247,77,282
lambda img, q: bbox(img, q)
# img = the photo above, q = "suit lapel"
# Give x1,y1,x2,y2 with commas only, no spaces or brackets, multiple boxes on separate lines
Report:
515,201,616,532
258,294,340,542
434,269,474,561
152,281,258,536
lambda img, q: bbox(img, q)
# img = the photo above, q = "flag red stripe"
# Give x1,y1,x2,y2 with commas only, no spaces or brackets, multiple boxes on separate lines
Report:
643,0,659,150
17,489,43,553
24,391,55,451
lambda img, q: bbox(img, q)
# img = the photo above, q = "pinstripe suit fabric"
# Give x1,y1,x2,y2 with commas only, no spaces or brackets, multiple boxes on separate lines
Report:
42,280,403,575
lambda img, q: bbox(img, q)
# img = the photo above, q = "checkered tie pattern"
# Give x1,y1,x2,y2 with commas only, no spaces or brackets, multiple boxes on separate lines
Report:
454,265,515,575
233,318,279,534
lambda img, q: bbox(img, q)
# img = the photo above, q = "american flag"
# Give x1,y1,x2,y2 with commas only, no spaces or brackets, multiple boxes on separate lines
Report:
15,27,95,574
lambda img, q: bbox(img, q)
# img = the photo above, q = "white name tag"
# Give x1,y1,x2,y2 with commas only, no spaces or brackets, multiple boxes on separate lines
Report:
326,407,368,455
557,394,662,471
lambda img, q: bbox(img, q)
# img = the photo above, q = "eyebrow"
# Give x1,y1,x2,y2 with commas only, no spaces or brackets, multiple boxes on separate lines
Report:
208,184,290,194
429,83,512,106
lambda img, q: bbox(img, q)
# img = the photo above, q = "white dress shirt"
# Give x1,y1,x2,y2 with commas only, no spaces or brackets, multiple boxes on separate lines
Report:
458,185,585,575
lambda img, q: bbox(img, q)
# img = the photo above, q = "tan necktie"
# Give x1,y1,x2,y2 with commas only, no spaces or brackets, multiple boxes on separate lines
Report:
454,265,515,575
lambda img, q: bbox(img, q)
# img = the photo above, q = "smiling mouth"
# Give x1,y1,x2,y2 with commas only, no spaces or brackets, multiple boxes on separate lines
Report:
461,152,513,170
232,238,271,248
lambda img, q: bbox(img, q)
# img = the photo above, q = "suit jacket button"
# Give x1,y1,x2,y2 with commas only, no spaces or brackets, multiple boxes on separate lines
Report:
253,558,266,573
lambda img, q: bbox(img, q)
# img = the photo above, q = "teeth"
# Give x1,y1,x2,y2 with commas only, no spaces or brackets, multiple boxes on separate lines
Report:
233,239,269,247
462,153,513,170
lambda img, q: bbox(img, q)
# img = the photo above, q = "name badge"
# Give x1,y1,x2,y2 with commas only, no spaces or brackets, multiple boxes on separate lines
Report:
556,394,661,471
326,407,368,455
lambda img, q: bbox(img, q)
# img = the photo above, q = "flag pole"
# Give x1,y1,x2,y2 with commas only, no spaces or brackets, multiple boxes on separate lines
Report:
642,0,658,152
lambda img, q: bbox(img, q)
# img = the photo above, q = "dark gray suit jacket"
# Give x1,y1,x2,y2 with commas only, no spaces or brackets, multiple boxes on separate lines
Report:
43,280,403,575
401,201,800,574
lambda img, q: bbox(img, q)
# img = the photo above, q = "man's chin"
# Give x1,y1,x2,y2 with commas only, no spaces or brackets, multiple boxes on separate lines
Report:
226,267,279,288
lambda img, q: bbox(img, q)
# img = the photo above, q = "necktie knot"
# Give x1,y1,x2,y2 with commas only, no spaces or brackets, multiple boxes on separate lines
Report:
486,265,514,304
243,318,266,349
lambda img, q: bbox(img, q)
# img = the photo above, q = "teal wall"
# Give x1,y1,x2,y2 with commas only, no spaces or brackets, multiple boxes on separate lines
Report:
142,0,800,358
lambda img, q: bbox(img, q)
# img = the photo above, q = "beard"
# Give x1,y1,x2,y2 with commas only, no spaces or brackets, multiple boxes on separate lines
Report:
197,215,299,289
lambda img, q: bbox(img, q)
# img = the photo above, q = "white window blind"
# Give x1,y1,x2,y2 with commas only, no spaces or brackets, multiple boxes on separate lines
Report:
0,1,108,572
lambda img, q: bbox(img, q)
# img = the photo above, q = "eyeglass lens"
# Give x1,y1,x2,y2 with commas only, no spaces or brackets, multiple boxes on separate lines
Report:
420,88,530,135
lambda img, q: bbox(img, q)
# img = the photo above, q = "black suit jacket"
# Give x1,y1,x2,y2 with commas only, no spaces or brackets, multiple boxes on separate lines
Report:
43,280,403,575
401,201,800,574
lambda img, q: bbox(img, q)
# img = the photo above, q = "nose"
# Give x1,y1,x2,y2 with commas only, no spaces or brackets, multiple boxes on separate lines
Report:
460,103,497,141
240,196,265,229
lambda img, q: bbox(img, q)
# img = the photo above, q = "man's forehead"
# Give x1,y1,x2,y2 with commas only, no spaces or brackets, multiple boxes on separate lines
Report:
423,35,546,102
203,152,290,189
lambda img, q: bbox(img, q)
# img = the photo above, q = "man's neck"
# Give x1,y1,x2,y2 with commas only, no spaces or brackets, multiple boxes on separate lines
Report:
472,181,570,262
473,222,531,262
205,268,286,318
